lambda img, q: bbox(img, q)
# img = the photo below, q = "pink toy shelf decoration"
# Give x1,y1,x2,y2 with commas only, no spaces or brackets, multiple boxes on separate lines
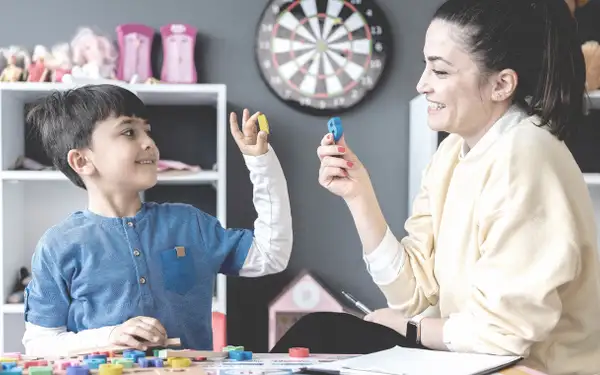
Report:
268,269,363,351
116,23,155,83
160,23,197,83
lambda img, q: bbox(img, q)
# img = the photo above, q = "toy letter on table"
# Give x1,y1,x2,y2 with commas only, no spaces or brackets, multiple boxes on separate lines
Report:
159,23,197,83
116,24,155,83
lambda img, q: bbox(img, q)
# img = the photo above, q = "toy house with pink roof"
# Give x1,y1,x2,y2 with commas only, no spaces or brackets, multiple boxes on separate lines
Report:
268,269,362,350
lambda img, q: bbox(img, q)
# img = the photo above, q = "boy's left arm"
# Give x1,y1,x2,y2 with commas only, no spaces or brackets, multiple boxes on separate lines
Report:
228,109,293,276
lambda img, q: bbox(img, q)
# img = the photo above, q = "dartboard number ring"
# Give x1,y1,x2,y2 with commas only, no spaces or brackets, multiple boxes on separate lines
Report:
255,0,392,114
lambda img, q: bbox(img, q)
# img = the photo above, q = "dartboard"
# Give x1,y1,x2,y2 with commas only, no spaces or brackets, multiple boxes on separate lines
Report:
255,0,392,115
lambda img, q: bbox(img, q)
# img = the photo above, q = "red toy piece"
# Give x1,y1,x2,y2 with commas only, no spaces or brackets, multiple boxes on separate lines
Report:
289,347,310,358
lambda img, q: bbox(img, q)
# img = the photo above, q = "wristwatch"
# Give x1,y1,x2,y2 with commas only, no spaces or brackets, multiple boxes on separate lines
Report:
406,315,426,345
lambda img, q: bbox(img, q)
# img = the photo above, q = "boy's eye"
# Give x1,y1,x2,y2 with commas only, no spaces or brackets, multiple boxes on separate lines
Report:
123,129,134,137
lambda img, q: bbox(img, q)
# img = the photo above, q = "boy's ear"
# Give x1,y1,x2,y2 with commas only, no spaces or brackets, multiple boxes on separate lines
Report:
67,149,95,176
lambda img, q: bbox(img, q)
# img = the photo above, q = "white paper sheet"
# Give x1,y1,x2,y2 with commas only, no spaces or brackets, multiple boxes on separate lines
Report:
305,346,522,375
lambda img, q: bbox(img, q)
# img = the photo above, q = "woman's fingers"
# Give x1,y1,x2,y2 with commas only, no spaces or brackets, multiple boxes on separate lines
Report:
321,156,353,170
320,133,334,146
317,144,347,160
319,166,347,185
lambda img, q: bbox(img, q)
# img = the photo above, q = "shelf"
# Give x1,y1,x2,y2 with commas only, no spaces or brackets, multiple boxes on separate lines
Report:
2,304,23,314
0,170,219,184
0,82,225,105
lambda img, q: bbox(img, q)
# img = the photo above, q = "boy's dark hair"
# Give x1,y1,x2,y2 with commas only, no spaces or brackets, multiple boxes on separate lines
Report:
433,0,585,141
26,84,148,189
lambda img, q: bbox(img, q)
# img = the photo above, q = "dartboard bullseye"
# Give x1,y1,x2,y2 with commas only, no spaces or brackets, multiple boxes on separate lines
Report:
255,0,392,115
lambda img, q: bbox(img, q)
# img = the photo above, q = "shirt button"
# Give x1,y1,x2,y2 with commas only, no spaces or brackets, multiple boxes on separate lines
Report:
127,222,134,227
140,277,146,284
133,249,141,256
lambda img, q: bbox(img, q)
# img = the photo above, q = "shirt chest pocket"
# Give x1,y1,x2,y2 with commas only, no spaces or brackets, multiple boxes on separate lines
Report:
160,247,198,295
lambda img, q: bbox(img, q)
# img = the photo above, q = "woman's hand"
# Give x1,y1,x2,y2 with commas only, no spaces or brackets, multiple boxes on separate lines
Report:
318,131,389,253
317,133,373,200
364,308,408,336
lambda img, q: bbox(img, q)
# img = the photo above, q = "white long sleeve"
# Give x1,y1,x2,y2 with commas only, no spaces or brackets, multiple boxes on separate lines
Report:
238,145,292,277
23,323,116,356
362,226,405,285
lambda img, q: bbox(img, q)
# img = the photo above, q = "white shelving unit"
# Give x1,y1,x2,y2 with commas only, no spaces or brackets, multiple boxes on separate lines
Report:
408,91,600,247
0,82,228,353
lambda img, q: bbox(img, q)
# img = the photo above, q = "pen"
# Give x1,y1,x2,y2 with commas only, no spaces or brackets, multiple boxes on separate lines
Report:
297,369,340,375
297,367,366,375
341,290,372,315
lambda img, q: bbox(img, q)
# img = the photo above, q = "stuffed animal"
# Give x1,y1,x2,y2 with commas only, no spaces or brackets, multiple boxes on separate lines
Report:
582,41,600,91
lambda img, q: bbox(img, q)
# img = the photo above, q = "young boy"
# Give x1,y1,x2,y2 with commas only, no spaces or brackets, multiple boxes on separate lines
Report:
21,84,293,356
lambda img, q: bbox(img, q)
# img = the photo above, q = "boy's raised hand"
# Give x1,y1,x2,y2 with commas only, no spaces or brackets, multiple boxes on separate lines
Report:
108,316,167,350
229,109,268,156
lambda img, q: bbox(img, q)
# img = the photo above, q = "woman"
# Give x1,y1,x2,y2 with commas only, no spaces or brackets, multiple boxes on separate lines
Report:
272,0,600,374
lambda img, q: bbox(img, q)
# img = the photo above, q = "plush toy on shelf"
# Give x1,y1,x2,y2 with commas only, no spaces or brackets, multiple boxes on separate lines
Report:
0,46,30,82
67,27,118,81
46,43,73,83
27,45,50,82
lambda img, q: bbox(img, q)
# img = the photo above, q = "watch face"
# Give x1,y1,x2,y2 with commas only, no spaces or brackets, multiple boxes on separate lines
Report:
255,0,393,115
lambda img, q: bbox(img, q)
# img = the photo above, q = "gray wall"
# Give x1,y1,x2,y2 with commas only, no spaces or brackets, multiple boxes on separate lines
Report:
2,0,444,350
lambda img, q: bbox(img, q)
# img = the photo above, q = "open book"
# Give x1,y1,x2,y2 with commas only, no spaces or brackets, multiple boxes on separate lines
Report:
304,346,522,375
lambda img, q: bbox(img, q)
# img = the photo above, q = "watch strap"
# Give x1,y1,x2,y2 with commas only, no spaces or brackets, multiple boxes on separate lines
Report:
406,315,426,345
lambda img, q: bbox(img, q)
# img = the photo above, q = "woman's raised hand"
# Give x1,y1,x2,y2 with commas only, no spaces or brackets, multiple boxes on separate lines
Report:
317,133,372,200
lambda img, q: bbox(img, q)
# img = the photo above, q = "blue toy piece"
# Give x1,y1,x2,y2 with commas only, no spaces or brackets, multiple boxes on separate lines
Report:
2,367,23,375
228,350,253,361
123,349,146,363
86,354,107,361
82,358,105,369
327,117,343,143
66,366,89,375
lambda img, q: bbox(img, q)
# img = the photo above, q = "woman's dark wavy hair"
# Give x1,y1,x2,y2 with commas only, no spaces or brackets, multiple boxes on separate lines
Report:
433,0,585,141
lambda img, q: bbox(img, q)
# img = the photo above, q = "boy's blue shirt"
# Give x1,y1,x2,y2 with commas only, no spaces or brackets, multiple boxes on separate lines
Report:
24,201,253,350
